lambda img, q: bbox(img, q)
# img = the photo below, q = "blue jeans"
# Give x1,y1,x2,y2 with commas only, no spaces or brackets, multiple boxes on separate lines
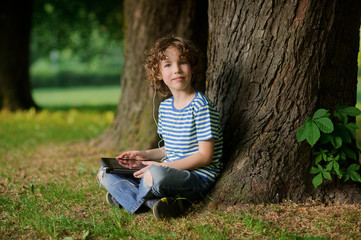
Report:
98,165,213,213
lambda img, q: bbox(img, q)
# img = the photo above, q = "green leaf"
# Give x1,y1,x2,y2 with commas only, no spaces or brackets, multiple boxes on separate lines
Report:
326,162,333,171
305,121,321,147
310,166,321,174
313,109,329,119
344,164,361,182
346,122,359,129
350,171,361,182
322,171,332,180
312,173,323,188
314,117,334,133
348,163,360,171
340,106,361,117
345,123,358,138
334,109,348,123
297,116,313,142
322,151,328,161
315,154,323,164
333,161,342,178
340,151,347,161
326,156,333,162
330,136,342,149
317,164,323,171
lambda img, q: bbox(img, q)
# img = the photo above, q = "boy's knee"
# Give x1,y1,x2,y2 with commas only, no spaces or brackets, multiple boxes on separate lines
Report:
144,170,153,187
147,165,170,186
97,170,103,183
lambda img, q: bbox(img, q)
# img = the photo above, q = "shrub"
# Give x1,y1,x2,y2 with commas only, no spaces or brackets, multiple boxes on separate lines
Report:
297,105,361,188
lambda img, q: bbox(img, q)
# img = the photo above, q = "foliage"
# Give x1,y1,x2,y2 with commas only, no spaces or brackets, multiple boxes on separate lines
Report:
297,105,361,188
30,0,124,88
31,0,123,63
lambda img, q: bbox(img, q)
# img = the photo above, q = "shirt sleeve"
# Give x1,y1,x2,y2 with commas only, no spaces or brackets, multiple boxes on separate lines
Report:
194,104,220,142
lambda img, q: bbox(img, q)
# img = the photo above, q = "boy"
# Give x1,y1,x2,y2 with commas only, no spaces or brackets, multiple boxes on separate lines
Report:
97,36,223,219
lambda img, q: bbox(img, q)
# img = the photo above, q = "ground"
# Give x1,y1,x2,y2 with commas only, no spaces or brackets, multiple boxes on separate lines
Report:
1,141,361,239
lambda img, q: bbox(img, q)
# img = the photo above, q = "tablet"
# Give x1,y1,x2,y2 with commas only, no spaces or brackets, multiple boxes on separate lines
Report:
100,157,146,175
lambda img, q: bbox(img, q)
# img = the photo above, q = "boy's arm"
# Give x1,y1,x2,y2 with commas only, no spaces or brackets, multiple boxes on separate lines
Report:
134,140,214,178
143,147,166,161
116,147,166,161
159,139,214,169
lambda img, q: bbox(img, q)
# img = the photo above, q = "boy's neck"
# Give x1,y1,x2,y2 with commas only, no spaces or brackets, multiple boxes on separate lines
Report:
172,88,197,110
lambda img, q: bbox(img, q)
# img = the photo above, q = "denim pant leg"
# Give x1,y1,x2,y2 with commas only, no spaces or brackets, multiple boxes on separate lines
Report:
148,165,213,201
98,165,213,213
98,166,152,213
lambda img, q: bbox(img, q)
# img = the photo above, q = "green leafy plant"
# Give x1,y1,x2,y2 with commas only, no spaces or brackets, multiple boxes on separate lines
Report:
297,105,361,188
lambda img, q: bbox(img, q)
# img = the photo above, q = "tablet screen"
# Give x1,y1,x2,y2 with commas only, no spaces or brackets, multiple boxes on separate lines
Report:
101,158,145,170
117,158,145,169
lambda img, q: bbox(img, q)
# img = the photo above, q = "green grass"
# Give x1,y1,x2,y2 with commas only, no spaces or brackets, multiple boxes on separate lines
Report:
1,86,361,239
32,85,121,109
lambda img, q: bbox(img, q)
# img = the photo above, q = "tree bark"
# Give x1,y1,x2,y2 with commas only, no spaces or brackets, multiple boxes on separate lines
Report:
206,0,361,204
0,1,38,111
94,0,208,150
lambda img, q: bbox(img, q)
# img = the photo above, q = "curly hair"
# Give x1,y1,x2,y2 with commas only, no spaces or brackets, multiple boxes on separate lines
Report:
144,36,203,96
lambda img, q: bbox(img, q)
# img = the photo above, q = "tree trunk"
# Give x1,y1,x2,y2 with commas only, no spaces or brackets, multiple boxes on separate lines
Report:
94,0,208,149
0,1,38,111
206,0,361,204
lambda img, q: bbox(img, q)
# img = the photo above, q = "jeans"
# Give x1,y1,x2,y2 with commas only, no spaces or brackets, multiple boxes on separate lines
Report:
98,165,213,213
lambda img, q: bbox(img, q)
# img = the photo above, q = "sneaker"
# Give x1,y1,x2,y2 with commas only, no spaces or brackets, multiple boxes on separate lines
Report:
105,192,121,208
152,197,184,220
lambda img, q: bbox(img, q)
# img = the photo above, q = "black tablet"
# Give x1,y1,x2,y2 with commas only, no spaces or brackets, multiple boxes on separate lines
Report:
100,157,145,175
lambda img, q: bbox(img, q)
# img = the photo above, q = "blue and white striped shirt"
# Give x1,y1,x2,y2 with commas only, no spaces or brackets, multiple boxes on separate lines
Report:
157,91,223,182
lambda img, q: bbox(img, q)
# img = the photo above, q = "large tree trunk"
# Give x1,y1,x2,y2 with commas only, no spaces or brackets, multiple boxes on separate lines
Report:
207,0,361,204
94,0,208,149
0,1,38,111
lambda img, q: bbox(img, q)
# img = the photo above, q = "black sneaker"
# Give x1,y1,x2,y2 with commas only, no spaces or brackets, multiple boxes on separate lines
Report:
152,197,184,220
105,192,121,208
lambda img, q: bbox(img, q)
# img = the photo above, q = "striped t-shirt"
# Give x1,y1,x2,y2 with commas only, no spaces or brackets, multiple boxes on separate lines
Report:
157,91,223,182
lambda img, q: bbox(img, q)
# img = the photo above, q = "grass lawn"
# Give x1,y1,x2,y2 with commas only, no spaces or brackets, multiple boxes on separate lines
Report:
1,86,361,239
32,85,121,111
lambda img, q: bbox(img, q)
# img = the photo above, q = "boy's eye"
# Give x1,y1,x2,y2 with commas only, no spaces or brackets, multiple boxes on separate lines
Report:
180,60,189,65
164,64,171,68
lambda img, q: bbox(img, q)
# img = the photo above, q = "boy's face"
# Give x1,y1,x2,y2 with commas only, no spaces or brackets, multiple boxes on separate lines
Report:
159,47,193,94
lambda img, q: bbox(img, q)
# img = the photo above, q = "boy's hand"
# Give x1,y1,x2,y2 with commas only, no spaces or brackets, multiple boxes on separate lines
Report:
116,151,148,161
133,161,162,178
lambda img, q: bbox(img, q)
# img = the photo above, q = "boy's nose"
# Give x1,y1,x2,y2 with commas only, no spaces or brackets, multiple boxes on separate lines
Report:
174,64,182,74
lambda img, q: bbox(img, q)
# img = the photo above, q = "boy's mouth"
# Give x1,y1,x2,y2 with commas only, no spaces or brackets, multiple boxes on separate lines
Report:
172,77,184,82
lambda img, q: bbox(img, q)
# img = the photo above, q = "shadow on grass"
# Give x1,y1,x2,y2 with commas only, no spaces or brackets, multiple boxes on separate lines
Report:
39,104,118,113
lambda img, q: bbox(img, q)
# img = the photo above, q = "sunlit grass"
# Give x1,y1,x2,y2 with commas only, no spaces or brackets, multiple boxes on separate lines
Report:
0,108,114,157
32,85,121,108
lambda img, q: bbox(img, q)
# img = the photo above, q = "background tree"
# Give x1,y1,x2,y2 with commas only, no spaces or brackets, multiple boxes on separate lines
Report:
0,0,124,110
0,1,37,111
31,0,123,63
30,0,124,88
206,0,361,204
94,0,208,149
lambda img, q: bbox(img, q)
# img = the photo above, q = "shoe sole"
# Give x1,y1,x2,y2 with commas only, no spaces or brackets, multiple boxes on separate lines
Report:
105,192,118,208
